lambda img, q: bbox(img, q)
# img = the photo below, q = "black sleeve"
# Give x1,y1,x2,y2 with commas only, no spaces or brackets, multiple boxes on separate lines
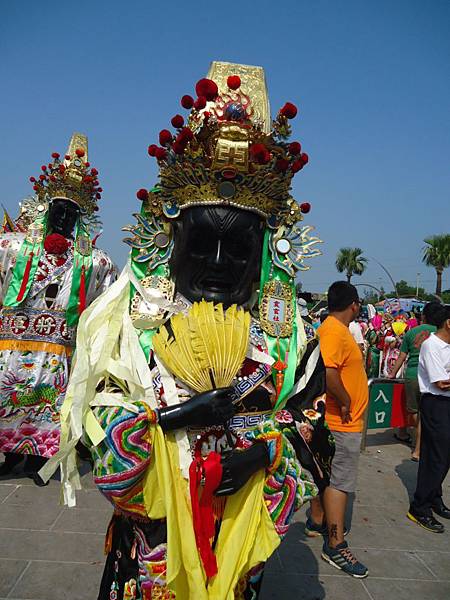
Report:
282,338,335,492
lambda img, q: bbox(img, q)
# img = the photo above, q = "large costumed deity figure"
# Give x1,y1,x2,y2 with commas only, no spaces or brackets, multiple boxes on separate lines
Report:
43,63,332,598
0,133,117,484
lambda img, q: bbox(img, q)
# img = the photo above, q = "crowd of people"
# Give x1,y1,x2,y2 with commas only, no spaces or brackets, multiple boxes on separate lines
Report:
0,61,449,599
307,292,450,545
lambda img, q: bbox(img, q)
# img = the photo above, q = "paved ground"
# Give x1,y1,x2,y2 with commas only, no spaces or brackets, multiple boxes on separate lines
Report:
0,429,449,600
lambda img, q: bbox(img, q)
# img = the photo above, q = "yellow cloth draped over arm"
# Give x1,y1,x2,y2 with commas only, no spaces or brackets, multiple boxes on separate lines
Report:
144,425,280,600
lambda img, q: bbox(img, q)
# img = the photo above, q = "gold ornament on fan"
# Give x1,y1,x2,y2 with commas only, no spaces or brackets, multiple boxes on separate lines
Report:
153,300,250,392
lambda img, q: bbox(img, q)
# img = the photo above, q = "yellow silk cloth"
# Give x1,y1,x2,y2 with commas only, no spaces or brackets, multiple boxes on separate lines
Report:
144,425,280,600
0,338,72,356
39,268,281,598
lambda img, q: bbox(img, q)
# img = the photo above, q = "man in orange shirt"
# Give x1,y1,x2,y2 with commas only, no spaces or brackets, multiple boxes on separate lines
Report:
307,281,369,578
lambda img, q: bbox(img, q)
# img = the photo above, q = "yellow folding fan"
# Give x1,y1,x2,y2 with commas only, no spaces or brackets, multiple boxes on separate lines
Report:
152,300,251,392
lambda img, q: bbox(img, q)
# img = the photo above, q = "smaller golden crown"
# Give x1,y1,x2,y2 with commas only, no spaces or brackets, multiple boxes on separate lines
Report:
29,133,102,216
137,62,311,228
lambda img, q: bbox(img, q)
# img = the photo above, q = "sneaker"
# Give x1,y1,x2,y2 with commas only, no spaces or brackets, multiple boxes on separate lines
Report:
305,517,348,538
321,540,368,578
431,502,450,520
305,517,328,537
407,510,445,533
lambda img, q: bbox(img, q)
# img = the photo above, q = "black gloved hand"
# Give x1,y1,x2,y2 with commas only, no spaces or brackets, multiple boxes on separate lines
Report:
214,443,270,496
157,387,236,431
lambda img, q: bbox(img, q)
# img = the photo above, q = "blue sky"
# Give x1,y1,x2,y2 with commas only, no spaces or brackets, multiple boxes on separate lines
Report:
1,0,449,294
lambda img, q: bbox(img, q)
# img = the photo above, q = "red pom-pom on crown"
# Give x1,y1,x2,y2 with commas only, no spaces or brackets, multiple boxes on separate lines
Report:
171,114,184,129
159,130,173,146
227,75,241,90
181,95,194,109
195,78,218,101
280,102,298,119
250,143,271,165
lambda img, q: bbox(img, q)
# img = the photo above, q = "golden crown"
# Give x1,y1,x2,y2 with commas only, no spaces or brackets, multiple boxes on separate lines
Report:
137,62,312,228
29,133,102,216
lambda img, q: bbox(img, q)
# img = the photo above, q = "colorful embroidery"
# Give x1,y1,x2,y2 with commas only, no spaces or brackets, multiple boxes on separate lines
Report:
90,403,152,518
246,417,317,537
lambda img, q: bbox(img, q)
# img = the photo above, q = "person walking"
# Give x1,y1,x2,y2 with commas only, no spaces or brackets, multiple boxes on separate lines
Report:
307,281,369,578
407,304,450,533
389,302,439,461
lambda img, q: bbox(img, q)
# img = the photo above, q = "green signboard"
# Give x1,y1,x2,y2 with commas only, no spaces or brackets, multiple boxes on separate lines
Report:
367,380,408,429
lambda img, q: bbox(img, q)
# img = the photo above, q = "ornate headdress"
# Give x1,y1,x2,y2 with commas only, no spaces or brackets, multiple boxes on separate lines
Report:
137,62,312,229
25,132,102,228
128,61,320,277
3,133,100,326
125,62,322,409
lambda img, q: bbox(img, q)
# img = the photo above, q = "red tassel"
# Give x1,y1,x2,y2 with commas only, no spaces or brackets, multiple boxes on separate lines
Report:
78,264,86,315
189,452,223,578
16,252,34,302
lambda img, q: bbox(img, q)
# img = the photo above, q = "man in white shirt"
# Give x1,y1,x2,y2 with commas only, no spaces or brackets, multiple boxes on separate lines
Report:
407,304,450,533
349,320,365,355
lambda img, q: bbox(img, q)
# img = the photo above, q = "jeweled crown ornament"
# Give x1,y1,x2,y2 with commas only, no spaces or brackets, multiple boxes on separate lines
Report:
29,132,102,216
137,61,312,229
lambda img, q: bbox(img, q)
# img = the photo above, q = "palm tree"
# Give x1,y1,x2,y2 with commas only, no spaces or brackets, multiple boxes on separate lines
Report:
335,247,367,282
422,234,450,296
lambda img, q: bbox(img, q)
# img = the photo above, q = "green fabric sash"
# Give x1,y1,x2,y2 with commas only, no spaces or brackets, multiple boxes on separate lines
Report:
3,212,48,308
66,222,94,327
258,229,298,411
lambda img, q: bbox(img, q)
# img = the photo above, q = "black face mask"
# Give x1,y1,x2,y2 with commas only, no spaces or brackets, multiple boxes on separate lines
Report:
48,199,80,239
169,206,265,307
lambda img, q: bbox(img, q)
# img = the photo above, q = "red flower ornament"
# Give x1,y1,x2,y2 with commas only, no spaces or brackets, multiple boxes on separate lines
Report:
195,78,218,101
159,129,172,146
172,141,186,155
250,143,271,165
171,114,184,129
136,188,148,202
227,75,241,90
44,233,70,255
288,142,301,155
280,102,298,119
275,158,290,172
194,96,207,110
181,95,194,109
155,147,167,161
291,160,303,173
179,127,194,142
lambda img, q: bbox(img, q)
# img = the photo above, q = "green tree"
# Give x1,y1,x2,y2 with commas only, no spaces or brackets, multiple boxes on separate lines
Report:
335,247,367,282
422,234,450,296
395,280,422,297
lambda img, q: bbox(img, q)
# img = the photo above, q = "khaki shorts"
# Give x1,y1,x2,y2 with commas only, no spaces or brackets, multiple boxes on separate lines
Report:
329,431,362,493
404,378,420,414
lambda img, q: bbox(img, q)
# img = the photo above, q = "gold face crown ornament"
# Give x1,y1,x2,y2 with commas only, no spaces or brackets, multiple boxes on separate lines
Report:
29,132,102,217
137,62,313,230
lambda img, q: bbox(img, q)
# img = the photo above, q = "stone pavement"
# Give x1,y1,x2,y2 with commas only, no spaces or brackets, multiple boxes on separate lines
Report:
0,430,449,600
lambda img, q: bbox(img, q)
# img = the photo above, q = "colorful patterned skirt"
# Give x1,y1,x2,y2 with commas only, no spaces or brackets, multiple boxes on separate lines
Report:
99,513,265,600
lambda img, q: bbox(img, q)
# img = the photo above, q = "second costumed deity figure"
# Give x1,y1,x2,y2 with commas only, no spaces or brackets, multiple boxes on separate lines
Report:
0,133,116,484
44,62,334,599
